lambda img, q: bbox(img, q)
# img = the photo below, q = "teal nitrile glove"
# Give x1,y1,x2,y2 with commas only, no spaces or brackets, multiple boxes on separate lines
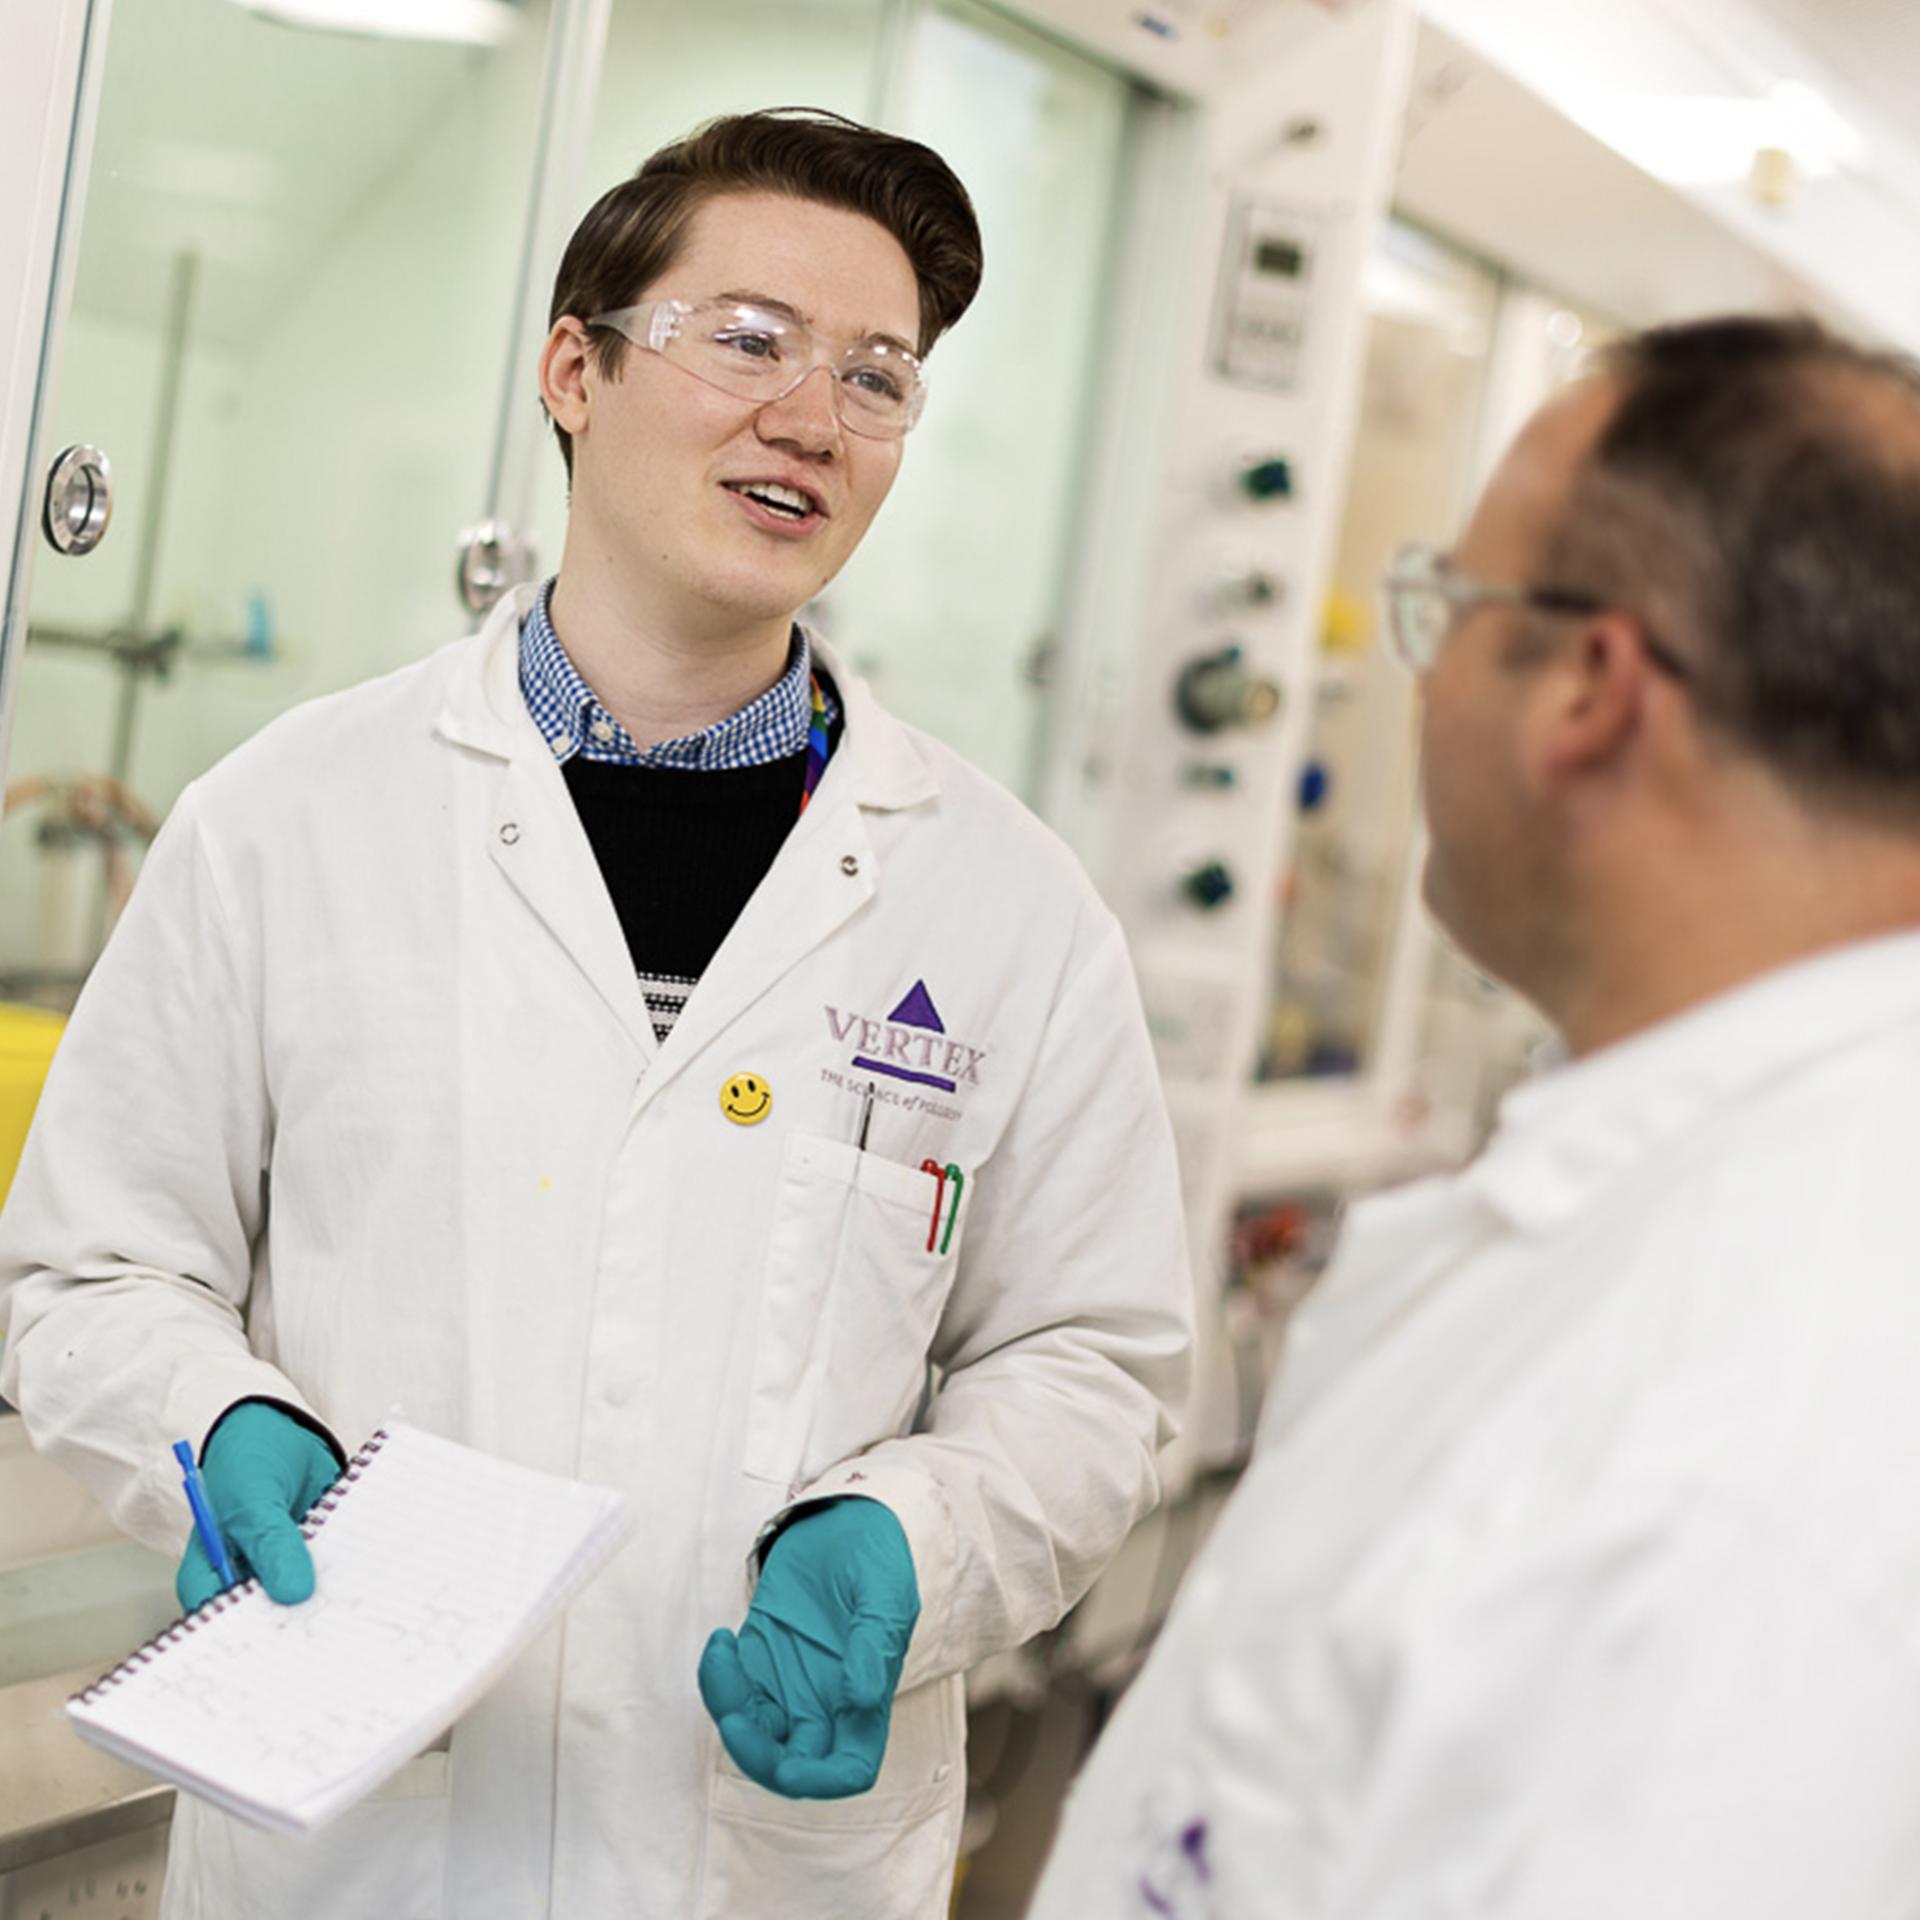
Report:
175,1402,343,1612
698,1497,920,1800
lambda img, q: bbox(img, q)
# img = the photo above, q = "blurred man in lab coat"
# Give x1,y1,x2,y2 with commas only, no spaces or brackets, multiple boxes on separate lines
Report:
1031,315,1920,1919
0,110,1191,1919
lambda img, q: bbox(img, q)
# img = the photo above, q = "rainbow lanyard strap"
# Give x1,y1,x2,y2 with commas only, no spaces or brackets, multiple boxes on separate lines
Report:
798,671,832,816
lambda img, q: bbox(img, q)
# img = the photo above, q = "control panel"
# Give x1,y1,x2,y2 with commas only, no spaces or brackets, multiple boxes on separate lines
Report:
1213,200,1322,393
1044,0,1418,1476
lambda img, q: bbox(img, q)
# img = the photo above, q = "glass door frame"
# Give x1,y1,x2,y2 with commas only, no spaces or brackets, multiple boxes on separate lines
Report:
477,0,614,605
842,0,1168,810
0,0,113,796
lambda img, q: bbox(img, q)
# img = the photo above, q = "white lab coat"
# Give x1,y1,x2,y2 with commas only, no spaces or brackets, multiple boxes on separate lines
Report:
1031,930,1920,1920
0,585,1192,1920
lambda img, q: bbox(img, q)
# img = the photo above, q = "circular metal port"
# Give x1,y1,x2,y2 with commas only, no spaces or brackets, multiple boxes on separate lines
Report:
42,445,114,556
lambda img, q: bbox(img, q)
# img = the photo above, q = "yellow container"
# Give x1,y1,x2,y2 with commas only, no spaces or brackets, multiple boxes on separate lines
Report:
0,1005,66,1212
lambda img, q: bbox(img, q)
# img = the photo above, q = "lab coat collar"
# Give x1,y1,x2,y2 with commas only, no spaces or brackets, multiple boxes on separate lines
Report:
431,585,942,812
1467,928,1920,1234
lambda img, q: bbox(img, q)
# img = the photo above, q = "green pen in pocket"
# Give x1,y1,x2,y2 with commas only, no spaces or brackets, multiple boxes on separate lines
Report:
939,1164,964,1254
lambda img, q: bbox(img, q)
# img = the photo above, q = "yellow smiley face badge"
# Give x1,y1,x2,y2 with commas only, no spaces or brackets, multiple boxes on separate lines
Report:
720,1073,773,1126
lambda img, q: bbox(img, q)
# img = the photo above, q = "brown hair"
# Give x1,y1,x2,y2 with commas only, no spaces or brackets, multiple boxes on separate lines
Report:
1544,315,1920,826
546,108,983,478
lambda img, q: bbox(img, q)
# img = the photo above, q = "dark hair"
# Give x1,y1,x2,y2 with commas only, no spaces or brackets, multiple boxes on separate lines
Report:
1546,315,1920,824
545,108,982,478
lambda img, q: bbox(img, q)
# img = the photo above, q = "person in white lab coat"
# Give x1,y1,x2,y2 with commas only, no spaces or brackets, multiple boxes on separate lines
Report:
1029,315,1920,1919
0,110,1192,1919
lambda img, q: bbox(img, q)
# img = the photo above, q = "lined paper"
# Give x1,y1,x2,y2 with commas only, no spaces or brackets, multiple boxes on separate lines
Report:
67,1425,630,1833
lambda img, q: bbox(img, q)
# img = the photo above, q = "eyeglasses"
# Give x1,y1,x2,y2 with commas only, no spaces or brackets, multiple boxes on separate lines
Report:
583,298,928,441
1380,541,1694,681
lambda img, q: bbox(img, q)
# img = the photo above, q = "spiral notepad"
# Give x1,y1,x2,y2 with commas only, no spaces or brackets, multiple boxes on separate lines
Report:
66,1423,631,1835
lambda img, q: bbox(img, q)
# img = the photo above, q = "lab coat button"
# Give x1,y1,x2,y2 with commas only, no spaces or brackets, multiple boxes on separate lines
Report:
840,855,860,877
499,822,520,846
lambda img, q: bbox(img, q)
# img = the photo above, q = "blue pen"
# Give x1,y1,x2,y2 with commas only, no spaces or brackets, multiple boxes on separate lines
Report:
173,1440,238,1594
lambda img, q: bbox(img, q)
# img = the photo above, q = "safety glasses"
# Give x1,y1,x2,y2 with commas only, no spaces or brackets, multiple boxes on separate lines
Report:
585,298,928,441
1380,541,1694,681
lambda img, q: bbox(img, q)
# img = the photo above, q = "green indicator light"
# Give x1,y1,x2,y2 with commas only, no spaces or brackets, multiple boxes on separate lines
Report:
1242,457,1295,502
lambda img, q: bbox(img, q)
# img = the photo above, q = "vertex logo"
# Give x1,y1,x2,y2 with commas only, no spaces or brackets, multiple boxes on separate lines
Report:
825,980,985,1093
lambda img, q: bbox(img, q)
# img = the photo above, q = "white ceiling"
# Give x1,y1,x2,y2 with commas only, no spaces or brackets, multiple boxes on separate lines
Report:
1395,21,1819,330
1742,0,1920,141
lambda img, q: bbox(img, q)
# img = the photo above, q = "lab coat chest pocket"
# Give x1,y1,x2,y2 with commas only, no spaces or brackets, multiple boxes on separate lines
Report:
744,1133,969,1491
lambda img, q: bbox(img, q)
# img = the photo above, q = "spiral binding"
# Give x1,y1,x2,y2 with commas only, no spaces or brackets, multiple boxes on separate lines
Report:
69,1427,393,1708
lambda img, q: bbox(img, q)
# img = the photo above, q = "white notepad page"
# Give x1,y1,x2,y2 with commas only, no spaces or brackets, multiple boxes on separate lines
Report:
67,1424,631,1834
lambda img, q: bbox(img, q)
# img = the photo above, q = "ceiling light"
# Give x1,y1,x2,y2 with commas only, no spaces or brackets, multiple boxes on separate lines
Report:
1767,81,1865,173
1545,309,1584,350
1575,81,1864,191
226,0,520,46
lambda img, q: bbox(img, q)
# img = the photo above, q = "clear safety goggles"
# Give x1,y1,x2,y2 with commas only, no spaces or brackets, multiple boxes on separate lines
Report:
585,298,929,441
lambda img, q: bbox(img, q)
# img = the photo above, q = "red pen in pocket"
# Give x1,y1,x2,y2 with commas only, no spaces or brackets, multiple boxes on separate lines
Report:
920,1159,965,1254
920,1160,947,1253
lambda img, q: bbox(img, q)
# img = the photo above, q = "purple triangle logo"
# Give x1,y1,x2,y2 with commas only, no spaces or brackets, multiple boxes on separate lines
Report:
886,980,944,1033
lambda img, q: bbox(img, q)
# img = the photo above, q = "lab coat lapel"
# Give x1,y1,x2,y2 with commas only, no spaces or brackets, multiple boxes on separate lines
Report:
437,589,656,1062
485,753,657,1060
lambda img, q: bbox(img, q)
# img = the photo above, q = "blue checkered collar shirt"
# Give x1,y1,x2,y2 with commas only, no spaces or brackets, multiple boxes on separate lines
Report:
517,575,837,769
